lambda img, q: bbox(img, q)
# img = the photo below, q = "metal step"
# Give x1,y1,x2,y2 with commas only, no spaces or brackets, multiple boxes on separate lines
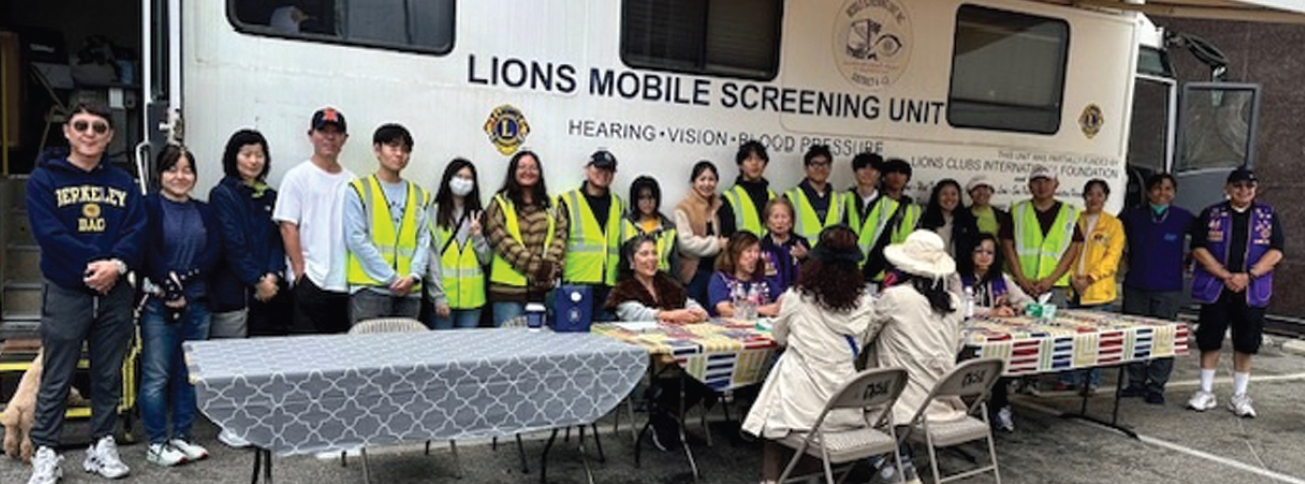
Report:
4,243,41,283
2,281,42,321
1,174,27,209
5,209,33,246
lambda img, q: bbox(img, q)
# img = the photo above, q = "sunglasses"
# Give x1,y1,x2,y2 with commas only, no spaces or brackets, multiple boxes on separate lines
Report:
72,120,110,135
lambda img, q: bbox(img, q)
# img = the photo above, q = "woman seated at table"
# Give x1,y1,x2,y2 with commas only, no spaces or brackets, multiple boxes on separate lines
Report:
708,231,781,318
954,233,1032,433
871,230,966,483
742,225,879,484
955,233,1034,316
606,235,708,323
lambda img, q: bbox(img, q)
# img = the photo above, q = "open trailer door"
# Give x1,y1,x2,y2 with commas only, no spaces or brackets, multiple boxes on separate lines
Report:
1068,0,1305,24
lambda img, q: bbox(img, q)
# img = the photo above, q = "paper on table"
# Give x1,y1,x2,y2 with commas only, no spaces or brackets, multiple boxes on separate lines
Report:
610,321,661,332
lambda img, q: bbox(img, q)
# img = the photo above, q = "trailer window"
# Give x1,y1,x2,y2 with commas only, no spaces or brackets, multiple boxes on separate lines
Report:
229,0,454,55
621,0,782,80
947,5,1068,134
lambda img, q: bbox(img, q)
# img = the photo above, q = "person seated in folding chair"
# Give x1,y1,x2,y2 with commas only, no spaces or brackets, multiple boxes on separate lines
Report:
742,225,881,484
870,230,966,483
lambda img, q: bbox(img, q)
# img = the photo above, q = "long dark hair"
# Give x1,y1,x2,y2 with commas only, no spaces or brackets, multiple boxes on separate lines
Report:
627,176,664,223
435,158,483,229
221,129,271,180
898,273,956,314
689,160,719,201
919,179,974,230
957,233,1004,288
498,150,549,208
794,226,865,312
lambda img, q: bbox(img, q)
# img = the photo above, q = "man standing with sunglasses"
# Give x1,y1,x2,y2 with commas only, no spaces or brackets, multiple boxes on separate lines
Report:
24,103,147,484
1187,168,1284,418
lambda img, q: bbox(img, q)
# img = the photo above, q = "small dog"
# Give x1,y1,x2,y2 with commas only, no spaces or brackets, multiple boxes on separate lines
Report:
2,350,87,464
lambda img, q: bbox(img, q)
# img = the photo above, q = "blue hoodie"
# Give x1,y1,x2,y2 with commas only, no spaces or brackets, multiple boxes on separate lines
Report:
26,148,147,292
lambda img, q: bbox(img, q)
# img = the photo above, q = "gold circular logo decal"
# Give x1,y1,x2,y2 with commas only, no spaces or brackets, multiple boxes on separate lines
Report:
1079,104,1104,139
483,105,531,156
834,0,913,91
82,203,101,219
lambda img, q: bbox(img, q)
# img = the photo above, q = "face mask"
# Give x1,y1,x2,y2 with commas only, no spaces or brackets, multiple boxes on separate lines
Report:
449,177,474,197
1149,203,1168,215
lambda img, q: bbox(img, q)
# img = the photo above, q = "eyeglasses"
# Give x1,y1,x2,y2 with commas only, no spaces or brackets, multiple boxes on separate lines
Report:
1231,181,1256,189
72,120,110,135
808,161,831,168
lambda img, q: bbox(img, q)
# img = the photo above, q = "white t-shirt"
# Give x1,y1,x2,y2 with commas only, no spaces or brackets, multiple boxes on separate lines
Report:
273,160,357,292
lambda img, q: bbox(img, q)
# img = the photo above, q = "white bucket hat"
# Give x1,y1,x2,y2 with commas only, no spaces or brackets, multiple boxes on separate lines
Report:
884,230,956,278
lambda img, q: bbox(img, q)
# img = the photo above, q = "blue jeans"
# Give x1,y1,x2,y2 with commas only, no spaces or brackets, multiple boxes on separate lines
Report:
492,302,525,327
429,308,482,329
139,299,211,445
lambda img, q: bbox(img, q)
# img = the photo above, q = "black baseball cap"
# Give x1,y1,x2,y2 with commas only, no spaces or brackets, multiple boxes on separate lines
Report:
311,107,347,133
589,149,617,170
1226,167,1256,184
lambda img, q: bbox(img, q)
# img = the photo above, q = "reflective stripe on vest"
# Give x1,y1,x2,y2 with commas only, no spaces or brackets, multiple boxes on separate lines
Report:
786,185,842,244
489,194,556,287
559,190,625,285
345,175,430,291
722,184,776,236
1012,200,1079,287
845,192,891,258
436,224,486,309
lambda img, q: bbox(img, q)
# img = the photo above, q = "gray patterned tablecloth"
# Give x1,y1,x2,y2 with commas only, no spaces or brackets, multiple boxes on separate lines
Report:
184,328,647,455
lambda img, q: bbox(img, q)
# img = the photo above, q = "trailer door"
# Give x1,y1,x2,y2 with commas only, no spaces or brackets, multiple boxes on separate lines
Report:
1173,82,1261,212
138,0,182,191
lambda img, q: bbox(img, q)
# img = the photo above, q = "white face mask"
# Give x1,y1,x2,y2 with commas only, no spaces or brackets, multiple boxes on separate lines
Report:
449,177,474,197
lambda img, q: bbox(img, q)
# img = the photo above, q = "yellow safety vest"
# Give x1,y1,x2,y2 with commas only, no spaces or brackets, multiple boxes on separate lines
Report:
559,189,626,285
489,194,555,287
785,184,843,244
722,184,776,236
434,219,486,310
625,218,678,273
345,175,430,291
845,192,920,280
1012,200,1079,287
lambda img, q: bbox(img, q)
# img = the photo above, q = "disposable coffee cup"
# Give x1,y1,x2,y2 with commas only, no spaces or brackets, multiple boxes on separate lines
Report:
525,303,546,331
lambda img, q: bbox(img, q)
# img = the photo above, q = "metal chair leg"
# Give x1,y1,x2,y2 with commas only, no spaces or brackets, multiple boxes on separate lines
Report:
340,450,347,467
251,448,262,484
578,425,596,484
424,440,431,456
539,429,559,484
265,449,273,484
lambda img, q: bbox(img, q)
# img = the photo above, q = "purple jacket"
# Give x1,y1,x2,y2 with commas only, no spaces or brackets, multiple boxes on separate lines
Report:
1192,202,1276,307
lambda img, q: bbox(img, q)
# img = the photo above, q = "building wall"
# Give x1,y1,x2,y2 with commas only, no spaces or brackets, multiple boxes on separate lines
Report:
1159,18,1304,316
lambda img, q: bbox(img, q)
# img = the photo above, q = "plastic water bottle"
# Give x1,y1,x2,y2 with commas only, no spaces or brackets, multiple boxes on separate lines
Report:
963,286,975,320
745,284,760,320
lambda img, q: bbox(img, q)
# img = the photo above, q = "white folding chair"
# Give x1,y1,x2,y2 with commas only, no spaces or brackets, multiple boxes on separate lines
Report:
346,318,459,481
899,358,1006,484
776,367,910,484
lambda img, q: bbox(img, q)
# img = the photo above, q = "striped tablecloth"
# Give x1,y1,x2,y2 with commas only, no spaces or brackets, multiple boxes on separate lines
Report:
592,320,778,391
962,310,1190,376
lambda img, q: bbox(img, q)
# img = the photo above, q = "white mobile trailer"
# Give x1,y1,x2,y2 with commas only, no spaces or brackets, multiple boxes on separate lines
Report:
166,0,1305,212
174,0,1125,212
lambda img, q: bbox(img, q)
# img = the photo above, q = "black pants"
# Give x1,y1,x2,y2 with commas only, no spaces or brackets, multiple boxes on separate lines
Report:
30,281,134,448
291,278,350,334
1122,287,1182,392
248,288,293,337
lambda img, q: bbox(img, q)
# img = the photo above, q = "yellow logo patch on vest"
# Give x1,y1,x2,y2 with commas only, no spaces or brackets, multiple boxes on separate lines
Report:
483,104,531,156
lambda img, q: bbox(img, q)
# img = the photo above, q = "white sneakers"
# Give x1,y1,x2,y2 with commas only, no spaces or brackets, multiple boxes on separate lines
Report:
995,406,1016,432
1186,390,1217,412
169,439,210,461
1188,390,1257,418
1228,394,1257,418
83,436,130,479
146,443,188,467
27,446,64,484
218,429,251,448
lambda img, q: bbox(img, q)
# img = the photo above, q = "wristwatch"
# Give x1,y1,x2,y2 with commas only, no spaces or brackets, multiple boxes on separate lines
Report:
112,259,128,275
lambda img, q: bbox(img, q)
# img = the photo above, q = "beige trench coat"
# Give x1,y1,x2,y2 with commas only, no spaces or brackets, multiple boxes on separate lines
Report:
742,289,881,439
871,285,968,425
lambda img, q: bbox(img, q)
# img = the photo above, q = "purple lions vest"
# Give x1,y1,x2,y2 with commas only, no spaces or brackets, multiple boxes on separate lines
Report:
1192,202,1275,308
962,273,1008,307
